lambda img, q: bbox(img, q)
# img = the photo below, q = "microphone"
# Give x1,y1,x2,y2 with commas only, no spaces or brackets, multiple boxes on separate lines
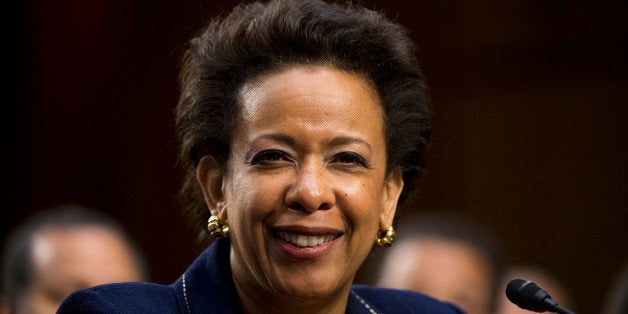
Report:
506,278,575,314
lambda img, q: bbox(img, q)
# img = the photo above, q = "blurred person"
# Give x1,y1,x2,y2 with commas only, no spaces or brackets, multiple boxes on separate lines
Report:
603,261,628,314
376,210,506,314
496,265,574,314
0,204,147,314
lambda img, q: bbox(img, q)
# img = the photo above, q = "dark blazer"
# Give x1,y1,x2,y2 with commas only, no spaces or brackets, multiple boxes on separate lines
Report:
57,238,464,313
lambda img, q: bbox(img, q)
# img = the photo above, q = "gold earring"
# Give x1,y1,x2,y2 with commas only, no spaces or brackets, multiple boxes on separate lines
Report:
207,215,230,239
375,226,396,247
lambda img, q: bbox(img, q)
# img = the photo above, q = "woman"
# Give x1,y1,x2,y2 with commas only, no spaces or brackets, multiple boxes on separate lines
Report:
58,0,463,313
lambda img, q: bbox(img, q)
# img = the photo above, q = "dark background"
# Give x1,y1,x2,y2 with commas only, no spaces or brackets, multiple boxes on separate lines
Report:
2,1,626,313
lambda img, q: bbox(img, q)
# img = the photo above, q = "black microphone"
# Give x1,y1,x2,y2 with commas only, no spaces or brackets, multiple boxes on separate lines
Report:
506,278,575,314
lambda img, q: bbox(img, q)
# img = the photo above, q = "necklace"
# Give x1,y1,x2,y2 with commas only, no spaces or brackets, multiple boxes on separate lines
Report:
351,290,379,314
182,273,191,314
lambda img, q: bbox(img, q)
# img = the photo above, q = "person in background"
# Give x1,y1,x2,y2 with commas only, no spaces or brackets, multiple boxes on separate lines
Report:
56,0,464,312
376,210,506,314
0,204,147,314
602,261,628,314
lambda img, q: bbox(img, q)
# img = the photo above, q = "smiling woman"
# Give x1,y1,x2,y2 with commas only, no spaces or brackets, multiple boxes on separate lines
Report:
56,0,462,313
215,66,398,309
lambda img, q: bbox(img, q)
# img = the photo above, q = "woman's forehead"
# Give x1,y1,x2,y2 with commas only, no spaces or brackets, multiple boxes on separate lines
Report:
237,65,381,119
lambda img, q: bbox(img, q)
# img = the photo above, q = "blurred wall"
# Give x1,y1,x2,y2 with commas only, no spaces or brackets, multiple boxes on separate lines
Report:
2,1,626,313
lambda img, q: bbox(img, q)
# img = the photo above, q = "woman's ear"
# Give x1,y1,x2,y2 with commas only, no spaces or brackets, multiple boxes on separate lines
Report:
196,155,225,218
380,167,404,229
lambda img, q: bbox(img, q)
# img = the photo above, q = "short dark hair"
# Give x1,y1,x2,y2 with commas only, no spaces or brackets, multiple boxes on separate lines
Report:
175,0,432,240
0,204,148,306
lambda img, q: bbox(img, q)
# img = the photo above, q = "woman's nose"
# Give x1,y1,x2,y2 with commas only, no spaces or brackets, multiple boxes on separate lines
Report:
285,162,335,213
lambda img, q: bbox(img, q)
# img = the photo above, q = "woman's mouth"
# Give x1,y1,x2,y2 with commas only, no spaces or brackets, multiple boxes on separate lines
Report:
275,231,339,248
272,228,343,259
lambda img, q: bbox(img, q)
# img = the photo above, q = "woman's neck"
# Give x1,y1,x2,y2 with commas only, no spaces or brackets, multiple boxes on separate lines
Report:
232,272,351,314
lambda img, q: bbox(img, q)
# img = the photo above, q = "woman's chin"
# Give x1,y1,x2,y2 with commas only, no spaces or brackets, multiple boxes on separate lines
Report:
266,240,351,299
273,280,341,303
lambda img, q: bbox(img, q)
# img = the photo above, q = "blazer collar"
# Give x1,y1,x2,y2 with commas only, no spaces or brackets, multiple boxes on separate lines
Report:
171,238,380,314
172,238,242,313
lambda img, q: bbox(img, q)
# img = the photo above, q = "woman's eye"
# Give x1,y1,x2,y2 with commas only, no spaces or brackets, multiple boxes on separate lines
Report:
333,152,368,167
250,149,289,165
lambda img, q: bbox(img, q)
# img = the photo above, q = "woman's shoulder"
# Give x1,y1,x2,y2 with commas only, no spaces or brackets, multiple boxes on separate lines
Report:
57,281,183,313
350,285,465,314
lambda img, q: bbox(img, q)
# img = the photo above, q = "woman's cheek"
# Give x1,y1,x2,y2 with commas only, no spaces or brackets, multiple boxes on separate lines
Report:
338,176,377,199
241,176,286,211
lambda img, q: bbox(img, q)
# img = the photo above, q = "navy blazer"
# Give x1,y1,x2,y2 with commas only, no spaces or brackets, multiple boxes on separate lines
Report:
58,238,464,313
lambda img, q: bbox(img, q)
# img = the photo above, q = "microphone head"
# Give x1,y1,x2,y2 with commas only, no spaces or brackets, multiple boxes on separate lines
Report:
506,278,557,312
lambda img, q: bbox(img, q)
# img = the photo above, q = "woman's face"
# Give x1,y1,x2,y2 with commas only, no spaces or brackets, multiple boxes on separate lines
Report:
198,65,403,306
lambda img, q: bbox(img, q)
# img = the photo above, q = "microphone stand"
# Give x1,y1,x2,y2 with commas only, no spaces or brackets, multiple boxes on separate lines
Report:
553,304,575,314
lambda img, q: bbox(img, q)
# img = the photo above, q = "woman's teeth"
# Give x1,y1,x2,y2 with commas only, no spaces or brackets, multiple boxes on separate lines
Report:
276,231,337,247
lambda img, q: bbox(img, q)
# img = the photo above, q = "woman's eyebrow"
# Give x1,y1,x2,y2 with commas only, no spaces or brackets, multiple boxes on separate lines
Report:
328,136,372,151
251,133,296,146
251,134,373,153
